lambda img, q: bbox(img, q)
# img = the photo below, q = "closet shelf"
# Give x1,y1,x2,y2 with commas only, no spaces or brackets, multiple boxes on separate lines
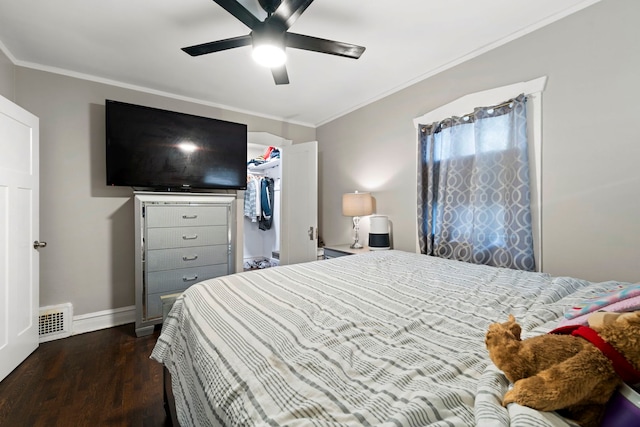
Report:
248,158,280,172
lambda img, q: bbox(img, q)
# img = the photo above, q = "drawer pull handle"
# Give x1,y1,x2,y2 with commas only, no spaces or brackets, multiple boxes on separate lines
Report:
183,275,198,282
182,234,198,240
182,214,198,219
182,255,198,261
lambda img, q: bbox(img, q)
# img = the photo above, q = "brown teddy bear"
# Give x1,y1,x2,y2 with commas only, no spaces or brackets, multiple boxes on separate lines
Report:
485,311,640,427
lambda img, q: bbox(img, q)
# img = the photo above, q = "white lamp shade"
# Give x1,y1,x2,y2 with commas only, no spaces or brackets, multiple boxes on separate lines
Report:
342,192,373,217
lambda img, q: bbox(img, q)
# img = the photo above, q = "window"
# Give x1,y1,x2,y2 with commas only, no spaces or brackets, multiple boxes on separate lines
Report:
414,78,546,271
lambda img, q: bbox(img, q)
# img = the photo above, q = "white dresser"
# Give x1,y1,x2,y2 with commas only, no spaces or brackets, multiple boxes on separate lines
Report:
134,192,236,336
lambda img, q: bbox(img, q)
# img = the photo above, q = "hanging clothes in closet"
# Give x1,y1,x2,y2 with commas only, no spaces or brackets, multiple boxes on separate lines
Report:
244,174,275,230
245,145,280,226
244,175,261,222
259,177,274,231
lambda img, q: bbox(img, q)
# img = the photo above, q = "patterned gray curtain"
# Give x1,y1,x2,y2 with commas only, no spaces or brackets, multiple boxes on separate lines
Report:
417,94,535,271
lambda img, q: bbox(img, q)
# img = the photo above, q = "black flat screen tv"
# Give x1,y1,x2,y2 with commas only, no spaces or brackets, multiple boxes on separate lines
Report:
106,100,247,190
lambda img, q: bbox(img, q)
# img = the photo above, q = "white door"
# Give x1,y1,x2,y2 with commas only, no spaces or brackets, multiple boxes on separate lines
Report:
280,140,318,265
0,95,40,382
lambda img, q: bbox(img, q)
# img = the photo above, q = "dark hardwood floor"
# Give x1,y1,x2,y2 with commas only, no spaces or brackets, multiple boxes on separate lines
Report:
0,323,169,426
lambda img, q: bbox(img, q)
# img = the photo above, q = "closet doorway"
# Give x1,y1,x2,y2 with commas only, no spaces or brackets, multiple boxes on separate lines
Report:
242,133,318,270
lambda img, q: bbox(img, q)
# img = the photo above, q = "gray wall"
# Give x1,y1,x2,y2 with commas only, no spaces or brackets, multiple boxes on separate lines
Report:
317,0,640,283
0,49,15,101
12,69,315,315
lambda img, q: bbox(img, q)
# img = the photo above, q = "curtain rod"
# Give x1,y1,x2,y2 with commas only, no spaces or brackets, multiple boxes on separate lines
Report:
421,96,523,133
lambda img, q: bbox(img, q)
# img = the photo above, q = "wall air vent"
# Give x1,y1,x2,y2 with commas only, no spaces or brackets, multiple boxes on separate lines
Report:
39,303,73,342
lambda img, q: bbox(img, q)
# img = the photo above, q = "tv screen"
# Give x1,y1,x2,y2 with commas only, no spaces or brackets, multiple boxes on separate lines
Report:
106,100,247,190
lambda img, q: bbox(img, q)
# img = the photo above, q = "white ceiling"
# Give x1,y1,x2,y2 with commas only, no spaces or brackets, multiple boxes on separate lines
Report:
0,0,599,127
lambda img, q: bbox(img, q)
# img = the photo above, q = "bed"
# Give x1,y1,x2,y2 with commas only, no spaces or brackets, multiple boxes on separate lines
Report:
151,250,634,426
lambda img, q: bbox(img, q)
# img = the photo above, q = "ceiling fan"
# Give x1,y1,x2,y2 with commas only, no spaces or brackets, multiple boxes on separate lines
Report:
182,0,366,85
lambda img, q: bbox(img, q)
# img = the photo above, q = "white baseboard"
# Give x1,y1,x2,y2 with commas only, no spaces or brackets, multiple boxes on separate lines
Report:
72,305,136,336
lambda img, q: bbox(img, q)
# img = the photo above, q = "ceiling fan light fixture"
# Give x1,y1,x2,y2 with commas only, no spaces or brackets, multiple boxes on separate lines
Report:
252,44,287,68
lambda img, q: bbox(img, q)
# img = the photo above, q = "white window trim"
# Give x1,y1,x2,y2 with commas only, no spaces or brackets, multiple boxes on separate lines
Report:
413,76,547,271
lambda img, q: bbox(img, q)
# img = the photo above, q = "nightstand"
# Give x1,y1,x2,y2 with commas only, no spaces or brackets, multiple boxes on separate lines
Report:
323,244,370,259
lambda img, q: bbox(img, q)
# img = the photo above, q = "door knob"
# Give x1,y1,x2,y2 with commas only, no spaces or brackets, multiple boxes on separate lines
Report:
33,241,47,249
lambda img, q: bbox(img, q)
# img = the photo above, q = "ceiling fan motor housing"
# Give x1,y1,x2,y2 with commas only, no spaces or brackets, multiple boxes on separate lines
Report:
258,0,282,15
251,21,287,49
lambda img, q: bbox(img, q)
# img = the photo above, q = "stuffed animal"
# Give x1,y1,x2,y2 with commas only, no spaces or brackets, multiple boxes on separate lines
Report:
485,311,640,427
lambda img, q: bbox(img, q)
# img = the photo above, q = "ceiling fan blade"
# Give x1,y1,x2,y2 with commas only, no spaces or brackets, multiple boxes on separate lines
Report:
212,0,261,29
286,33,365,59
269,0,314,30
182,35,252,56
271,65,289,85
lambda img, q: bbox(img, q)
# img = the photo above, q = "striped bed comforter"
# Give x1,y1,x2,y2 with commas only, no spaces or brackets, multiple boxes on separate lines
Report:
151,250,621,426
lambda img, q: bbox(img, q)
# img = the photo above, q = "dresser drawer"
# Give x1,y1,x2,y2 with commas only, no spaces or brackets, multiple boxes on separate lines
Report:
147,245,228,272
146,264,229,294
146,225,228,250
146,205,228,228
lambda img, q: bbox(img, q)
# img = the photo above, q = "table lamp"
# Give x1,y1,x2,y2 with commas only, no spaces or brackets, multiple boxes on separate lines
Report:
342,191,373,249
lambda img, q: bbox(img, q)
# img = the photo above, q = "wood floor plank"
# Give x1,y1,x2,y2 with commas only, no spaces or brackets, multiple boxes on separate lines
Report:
0,323,169,426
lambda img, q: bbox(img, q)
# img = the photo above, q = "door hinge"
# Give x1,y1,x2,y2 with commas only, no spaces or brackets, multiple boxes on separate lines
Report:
308,226,318,241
